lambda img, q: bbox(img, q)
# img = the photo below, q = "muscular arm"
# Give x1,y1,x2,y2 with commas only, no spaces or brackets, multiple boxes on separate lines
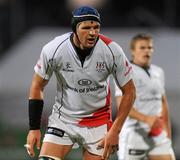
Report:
128,107,159,128
29,73,49,99
112,79,136,133
126,95,172,138
116,97,165,134
100,79,136,159
115,96,122,110
161,94,172,138
26,73,49,157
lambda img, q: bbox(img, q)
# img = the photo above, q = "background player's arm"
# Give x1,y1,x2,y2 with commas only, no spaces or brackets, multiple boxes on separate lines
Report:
116,96,162,129
129,107,162,128
161,94,172,138
26,73,49,157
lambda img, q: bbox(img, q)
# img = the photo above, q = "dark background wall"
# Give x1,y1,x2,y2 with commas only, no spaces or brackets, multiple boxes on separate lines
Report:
0,0,179,57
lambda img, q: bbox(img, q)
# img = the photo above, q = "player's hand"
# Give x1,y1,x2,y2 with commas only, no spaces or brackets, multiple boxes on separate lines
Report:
25,130,41,157
145,115,162,128
97,130,119,160
146,116,163,136
151,117,163,129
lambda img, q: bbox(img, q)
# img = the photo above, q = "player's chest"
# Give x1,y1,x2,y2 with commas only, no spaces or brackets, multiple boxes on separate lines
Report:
134,69,162,92
56,55,109,81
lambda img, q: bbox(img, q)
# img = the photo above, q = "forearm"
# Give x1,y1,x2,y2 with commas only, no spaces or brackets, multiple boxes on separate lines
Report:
28,73,48,130
112,95,135,133
129,107,148,123
129,107,161,128
111,80,136,134
162,95,172,138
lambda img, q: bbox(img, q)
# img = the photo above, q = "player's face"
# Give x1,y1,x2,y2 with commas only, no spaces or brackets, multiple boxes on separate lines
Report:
131,40,153,67
76,20,100,49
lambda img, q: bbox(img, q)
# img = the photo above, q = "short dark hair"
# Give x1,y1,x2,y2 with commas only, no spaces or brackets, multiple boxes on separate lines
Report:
130,33,152,50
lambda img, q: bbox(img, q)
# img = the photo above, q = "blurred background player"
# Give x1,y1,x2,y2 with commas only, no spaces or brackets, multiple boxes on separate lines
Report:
25,6,135,160
115,33,175,160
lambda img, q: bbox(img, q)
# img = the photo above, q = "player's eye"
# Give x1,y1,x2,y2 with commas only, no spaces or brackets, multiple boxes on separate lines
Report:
148,46,153,49
94,25,100,30
82,26,91,30
140,46,153,50
140,46,146,50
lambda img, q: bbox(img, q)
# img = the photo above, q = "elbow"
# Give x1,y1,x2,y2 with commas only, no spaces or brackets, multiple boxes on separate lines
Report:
121,79,136,103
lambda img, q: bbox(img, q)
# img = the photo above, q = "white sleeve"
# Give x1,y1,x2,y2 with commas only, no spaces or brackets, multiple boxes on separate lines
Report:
34,48,53,80
109,42,133,87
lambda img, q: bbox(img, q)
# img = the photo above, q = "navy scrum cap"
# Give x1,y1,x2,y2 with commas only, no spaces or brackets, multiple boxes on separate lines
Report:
71,6,101,32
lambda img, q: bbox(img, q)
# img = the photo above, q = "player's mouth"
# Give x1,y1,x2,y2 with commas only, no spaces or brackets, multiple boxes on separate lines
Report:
87,38,96,44
144,55,151,59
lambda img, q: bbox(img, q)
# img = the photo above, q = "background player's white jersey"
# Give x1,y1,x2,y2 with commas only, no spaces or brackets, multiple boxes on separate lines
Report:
34,32,133,127
116,63,165,130
115,64,174,160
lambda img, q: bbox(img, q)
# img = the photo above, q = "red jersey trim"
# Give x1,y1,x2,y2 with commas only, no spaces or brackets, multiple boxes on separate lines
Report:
78,84,112,128
99,34,112,45
36,63,41,69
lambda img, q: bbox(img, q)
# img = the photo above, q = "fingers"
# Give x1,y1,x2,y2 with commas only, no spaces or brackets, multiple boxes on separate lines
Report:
152,117,163,128
26,130,41,157
97,140,104,150
102,144,119,160
24,144,31,155
97,140,109,160
105,147,111,160
36,139,41,150
111,145,119,153
24,143,35,157
102,144,109,160
97,138,119,160
97,139,108,160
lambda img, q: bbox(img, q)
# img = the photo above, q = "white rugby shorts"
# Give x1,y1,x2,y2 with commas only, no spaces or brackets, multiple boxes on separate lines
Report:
43,114,107,156
117,127,174,160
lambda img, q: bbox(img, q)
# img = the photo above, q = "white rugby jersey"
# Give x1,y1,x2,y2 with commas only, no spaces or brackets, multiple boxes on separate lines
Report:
35,32,133,127
115,63,165,129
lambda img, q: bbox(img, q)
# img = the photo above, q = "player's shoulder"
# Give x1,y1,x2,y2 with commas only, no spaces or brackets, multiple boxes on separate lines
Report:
43,32,71,52
150,64,165,78
151,64,164,72
99,34,124,55
131,63,138,68
99,34,113,45
131,63,143,74
99,34,120,47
